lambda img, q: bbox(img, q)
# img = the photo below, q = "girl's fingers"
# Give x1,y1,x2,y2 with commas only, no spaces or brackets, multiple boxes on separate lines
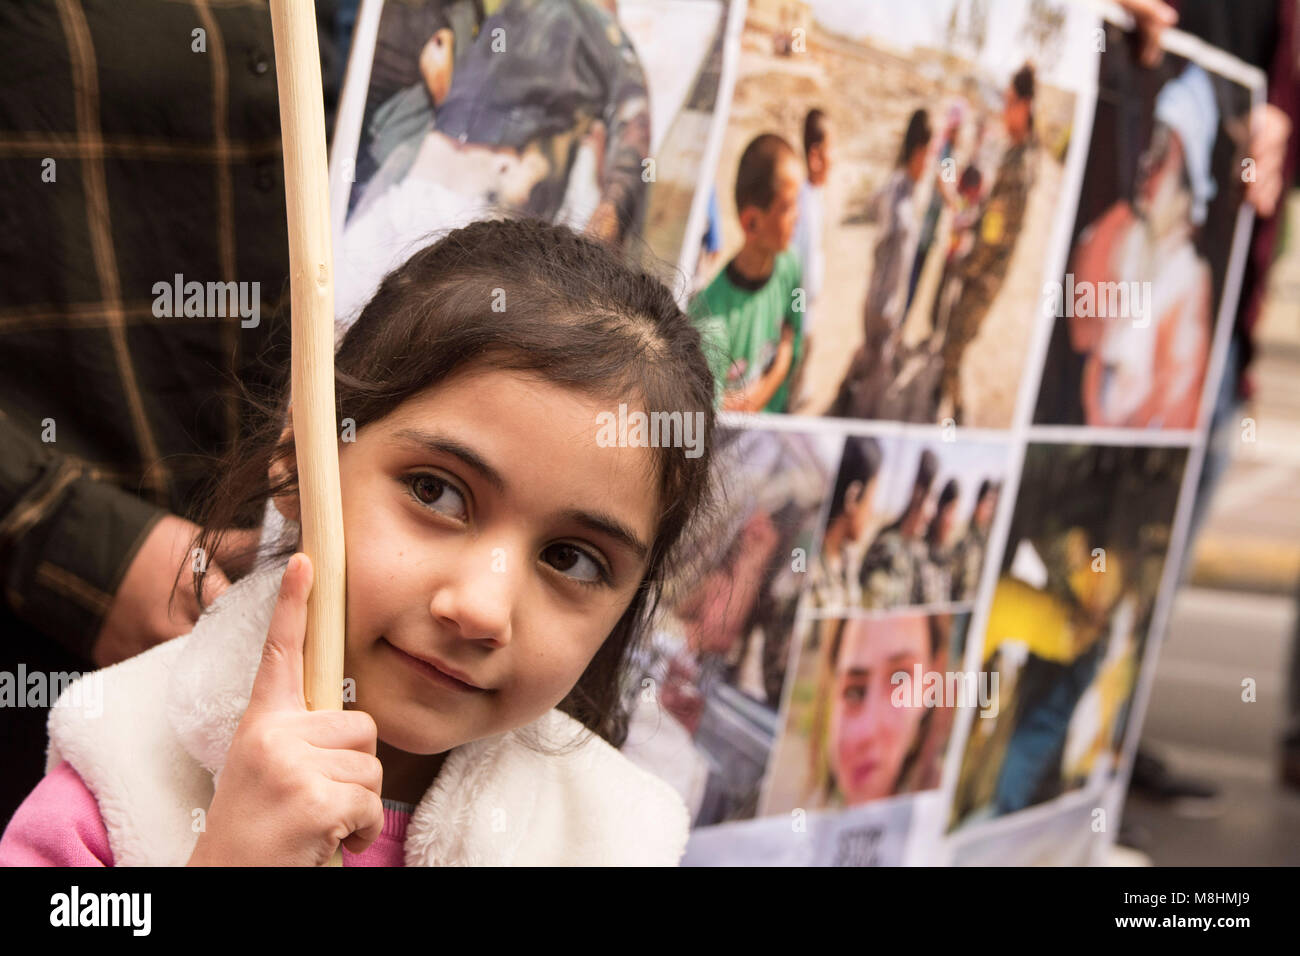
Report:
296,708,380,755
247,553,313,713
335,785,386,857
317,747,384,796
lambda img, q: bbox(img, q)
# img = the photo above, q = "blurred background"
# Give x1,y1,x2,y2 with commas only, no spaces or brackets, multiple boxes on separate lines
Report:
1122,188,1300,866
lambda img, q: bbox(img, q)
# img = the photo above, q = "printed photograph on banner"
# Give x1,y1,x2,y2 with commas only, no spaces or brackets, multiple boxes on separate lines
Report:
680,791,914,865
686,0,1096,425
619,426,839,828
333,0,731,323
760,610,972,815
810,434,1007,614
949,443,1188,830
1032,21,1259,429
636,0,737,275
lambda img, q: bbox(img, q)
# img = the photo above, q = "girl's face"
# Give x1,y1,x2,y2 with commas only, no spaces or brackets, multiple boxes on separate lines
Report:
322,366,661,755
828,616,931,806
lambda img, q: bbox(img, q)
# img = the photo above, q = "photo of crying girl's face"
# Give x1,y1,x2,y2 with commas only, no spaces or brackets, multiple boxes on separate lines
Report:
828,615,932,805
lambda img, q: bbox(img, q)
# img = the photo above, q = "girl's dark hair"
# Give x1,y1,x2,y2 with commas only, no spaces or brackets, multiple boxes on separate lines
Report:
186,217,718,752
896,109,932,168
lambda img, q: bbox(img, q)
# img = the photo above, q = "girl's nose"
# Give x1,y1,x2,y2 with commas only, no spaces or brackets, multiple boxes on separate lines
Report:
427,543,517,646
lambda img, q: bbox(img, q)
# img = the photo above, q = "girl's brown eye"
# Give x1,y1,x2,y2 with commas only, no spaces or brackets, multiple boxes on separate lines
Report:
542,543,607,586
403,473,467,522
549,545,579,570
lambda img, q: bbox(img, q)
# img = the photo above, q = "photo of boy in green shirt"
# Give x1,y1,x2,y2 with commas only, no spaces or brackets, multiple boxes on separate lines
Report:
689,133,805,414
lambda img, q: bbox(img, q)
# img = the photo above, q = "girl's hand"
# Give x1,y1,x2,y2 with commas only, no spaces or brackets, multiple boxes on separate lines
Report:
187,554,384,866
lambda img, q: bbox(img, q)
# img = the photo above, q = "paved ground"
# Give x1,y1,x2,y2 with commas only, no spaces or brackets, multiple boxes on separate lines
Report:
1125,589,1300,865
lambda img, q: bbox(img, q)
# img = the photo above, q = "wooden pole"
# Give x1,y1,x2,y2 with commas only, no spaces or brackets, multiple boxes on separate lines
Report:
269,1,347,866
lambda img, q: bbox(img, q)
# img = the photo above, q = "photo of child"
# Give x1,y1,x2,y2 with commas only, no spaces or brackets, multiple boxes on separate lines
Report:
695,0,1093,426
619,426,839,827
333,0,730,321
689,133,806,413
761,610,971,813
950,443,1188,829
1033,26,1256,429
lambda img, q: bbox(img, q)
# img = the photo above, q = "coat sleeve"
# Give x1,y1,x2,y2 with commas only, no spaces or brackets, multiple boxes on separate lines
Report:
0,409,164,661
0,761,114,866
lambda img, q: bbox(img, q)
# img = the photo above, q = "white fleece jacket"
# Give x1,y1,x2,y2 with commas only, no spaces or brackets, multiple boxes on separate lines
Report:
44,556,691,866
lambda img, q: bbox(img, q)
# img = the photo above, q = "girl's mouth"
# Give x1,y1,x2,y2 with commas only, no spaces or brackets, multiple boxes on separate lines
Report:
849,759,880,791
381,637,488,694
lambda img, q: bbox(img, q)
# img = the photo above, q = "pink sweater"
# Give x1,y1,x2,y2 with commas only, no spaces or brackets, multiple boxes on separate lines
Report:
0,762,409,867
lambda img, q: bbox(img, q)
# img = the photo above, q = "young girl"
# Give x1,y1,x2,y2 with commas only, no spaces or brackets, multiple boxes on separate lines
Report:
806,613,951,807
0,218,717,866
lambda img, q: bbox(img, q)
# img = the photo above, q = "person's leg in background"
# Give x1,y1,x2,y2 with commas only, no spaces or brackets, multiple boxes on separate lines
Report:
1284,571,1300,787
1181,336,1243,566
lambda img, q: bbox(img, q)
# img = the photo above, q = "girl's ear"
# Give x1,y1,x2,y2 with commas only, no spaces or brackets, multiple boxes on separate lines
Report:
268,417,301,523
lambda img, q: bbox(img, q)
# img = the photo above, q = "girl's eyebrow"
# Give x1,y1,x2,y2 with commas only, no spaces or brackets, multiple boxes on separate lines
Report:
392,427,650,562
843,653,919,678
557,508,649,563
392,428,507,493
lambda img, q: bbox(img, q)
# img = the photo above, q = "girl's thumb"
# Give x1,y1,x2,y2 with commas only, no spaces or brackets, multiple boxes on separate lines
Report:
248,553,313,711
